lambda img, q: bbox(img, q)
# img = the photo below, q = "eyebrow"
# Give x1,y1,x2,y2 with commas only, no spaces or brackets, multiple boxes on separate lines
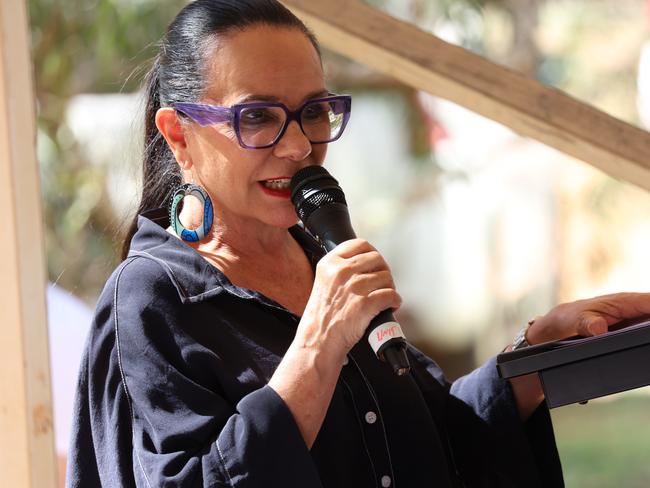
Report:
234,89,330,105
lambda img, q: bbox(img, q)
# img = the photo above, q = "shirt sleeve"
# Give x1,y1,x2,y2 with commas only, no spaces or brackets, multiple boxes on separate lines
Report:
79,256,323,488
451,356,564,487
408,346,564,487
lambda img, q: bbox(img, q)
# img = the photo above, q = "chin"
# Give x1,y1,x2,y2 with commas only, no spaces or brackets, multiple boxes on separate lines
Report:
261,210,300,229
277,216,301,229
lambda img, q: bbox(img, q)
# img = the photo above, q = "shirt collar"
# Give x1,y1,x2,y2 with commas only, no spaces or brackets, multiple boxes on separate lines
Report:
127,208,324,304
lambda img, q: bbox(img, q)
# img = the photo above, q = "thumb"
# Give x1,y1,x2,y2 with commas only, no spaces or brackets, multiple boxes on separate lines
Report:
577,313,608,336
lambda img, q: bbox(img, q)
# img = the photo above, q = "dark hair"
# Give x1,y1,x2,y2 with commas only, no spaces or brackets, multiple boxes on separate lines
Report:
121,0,321,259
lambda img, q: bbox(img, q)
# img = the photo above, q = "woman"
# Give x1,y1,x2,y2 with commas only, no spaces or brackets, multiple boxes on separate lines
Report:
66,1,650,487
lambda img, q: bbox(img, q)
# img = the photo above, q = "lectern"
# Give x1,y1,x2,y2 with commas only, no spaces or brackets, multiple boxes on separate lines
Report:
497,319,650,408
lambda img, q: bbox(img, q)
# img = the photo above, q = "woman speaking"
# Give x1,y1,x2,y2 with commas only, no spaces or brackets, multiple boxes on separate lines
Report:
66,1,650,486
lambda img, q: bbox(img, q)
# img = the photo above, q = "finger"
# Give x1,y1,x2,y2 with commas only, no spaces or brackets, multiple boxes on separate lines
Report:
315,252,388,286
591,292,650,322
349,270,395,295
616,292,650,318
344,251,391,275
332,238,375,259
576,312,608,336
367,288,403,313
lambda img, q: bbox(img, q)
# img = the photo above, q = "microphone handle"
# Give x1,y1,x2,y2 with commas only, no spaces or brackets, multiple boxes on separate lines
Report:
311,203,357,252
368,310,411,376
306,204,411,375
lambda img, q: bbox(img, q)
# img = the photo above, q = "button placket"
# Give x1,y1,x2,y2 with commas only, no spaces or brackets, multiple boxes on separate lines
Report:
365,411,377,424
339,350,395,488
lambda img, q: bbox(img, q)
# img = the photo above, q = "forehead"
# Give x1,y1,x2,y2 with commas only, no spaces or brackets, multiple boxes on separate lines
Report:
203,25,325,106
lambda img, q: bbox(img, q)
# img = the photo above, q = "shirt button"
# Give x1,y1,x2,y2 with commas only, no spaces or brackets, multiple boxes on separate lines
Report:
364,411,377,424
342,355,349,366
381,475,392,487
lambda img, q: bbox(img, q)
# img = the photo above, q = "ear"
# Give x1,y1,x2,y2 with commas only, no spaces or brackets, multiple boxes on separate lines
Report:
155,107,192,170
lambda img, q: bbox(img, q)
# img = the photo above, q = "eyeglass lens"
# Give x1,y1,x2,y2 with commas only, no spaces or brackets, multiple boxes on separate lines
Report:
238,98,347,148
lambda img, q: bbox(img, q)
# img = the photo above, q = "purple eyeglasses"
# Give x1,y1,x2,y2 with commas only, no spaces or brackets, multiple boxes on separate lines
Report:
172,94,352,149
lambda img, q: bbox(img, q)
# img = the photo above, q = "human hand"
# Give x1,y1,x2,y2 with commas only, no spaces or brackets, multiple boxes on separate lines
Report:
527,292,650,345
297,238,402,360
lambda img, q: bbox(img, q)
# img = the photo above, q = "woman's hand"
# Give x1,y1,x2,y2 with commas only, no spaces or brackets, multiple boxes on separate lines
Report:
269,238,400,448
510,292,650,421
297,238,402,361
527,292,650,345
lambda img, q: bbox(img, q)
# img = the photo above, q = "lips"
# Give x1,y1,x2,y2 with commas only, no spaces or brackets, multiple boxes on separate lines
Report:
259,177,292,198
261,178,291,190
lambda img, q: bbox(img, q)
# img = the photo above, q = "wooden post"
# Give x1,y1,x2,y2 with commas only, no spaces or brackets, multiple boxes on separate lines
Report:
0,0,58,486
282,0,650,191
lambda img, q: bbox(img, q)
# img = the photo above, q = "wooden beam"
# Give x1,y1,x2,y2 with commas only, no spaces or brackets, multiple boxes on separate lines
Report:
282,0,650,191
0,1,57,486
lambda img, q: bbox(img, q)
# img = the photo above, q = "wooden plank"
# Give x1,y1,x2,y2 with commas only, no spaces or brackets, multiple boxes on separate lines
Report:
0,1,57,486
282,0,650,190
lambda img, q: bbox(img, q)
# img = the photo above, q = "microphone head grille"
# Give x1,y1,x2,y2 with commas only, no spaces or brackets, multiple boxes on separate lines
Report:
291,165,330,183
291,166,347,222
294,188,346,222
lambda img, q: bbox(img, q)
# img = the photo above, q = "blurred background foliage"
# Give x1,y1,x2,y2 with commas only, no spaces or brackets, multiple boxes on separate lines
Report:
31,0,186,301
32,0,650,302
31,0,650,485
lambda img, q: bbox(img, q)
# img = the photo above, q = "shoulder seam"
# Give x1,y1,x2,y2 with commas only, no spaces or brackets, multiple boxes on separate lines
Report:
128,249,233,303
215,439,235,487
124,250,190,301
113,258,154,488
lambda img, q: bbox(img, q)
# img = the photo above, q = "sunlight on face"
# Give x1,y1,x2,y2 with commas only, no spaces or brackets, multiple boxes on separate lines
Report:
184,25,328,230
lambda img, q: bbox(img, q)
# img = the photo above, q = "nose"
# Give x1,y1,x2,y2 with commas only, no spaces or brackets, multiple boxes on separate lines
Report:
273,120,312,161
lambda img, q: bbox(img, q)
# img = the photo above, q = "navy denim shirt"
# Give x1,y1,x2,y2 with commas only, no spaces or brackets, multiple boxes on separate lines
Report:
66,211,563,487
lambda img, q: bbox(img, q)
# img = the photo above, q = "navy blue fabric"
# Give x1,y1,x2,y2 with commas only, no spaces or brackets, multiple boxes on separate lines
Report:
66,213,564,487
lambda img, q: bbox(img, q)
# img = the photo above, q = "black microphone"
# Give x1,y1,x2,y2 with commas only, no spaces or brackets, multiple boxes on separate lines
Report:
291,165,411,376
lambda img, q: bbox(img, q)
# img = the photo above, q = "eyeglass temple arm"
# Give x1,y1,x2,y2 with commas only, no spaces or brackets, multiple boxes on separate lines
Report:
172,103,232,127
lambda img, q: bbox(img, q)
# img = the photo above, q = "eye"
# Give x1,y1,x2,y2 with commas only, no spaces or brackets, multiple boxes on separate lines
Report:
240,108,280,126
302,103,328,121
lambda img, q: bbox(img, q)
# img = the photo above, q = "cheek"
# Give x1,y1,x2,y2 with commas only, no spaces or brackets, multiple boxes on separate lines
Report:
312,144,328,164
211,124,238,145
203,146,271,191
187,129,242,179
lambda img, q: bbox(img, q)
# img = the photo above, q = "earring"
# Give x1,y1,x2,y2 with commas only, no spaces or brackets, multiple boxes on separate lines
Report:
168,183,214,242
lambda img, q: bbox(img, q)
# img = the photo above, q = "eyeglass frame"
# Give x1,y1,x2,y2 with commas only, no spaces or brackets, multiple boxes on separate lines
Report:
171,94,352,149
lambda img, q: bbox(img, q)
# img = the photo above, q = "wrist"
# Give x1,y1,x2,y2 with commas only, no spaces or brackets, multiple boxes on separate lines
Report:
294,314,352,367
289,331,348,374
270,337,344,450
509,373,545,420
512,319,534,350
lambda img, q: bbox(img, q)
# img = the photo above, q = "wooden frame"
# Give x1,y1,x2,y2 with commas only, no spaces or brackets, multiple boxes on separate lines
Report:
0,0,648,484
0,0,57,486
282,0,650,191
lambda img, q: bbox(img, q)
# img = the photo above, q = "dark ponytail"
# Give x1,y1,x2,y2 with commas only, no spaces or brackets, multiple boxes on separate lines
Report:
121,0,321,259
121,57,181,259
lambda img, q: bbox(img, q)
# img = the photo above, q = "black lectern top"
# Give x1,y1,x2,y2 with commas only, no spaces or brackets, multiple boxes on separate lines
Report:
497,318,650,407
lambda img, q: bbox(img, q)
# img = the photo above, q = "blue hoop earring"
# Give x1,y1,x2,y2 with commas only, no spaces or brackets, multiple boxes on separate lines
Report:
169,183,214,242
